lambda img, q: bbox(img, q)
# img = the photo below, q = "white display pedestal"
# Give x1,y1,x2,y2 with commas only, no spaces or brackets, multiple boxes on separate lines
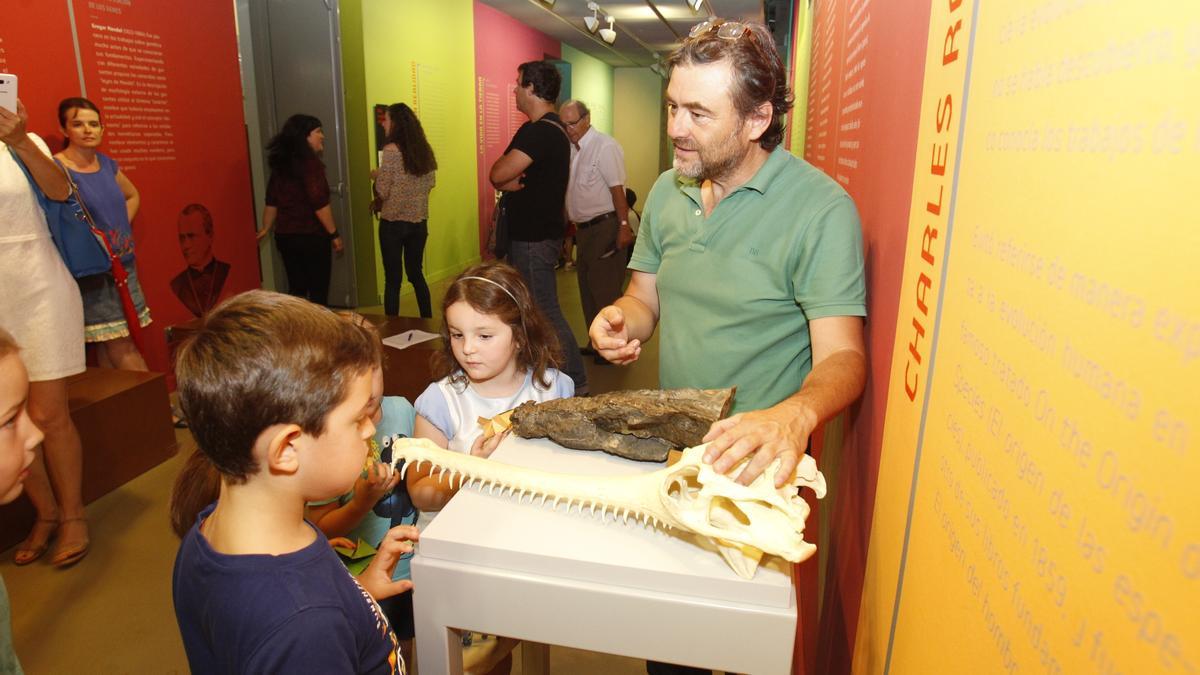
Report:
412,437,798,675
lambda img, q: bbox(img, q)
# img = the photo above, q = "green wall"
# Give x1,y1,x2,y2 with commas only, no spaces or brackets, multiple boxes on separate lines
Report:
612,67,666,206
338,0,377,305
355,0,481,303
561,44,613,134
788,1,812,155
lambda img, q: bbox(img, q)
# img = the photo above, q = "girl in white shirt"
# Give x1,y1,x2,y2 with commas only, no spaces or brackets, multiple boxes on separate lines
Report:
409,261,573,515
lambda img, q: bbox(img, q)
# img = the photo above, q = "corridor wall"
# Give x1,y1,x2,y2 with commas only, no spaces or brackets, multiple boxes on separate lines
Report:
357,0,480,296
612,67,665,207
3,0,260,372
561,45,613,135
471,1,562,259
797,0,1200,672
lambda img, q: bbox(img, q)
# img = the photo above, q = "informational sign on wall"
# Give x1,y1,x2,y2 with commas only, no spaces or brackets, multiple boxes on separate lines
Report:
861,1,1199,673
3,0,258,372
472,1,561,255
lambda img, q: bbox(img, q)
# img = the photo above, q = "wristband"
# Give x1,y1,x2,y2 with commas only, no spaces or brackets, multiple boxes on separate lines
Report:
329,230,341,240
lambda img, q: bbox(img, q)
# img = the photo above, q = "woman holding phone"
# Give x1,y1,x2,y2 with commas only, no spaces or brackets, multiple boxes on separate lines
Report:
0,97,90,567
256,114,343,306
371,103,436,317
54,96,152,370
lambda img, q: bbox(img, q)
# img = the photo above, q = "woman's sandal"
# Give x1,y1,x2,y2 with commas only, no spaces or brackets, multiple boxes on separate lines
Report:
14,518,58,566
50,517,90,568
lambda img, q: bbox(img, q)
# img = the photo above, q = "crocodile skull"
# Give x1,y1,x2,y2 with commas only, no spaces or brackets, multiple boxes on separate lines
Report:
390,437,826,578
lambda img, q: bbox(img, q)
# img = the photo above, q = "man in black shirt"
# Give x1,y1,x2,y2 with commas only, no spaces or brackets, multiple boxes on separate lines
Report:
489,60,588,394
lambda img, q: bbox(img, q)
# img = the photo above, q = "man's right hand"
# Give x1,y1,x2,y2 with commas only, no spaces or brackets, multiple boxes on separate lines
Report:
589,306,642,365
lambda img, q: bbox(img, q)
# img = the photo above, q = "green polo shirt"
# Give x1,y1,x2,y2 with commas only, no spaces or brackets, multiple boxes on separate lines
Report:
629,146,866,414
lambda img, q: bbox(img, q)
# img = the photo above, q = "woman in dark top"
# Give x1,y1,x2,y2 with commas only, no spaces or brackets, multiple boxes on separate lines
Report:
256,114,343,306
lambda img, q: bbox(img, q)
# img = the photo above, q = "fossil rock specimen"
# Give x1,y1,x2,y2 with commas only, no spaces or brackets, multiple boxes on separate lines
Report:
509,387,735,462
389,436,825,579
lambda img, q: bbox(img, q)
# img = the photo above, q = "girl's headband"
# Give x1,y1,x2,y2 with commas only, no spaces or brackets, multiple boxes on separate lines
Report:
459,276,519,305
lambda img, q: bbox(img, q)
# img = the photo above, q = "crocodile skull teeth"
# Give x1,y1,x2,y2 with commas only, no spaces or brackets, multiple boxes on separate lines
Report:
390,437,825,578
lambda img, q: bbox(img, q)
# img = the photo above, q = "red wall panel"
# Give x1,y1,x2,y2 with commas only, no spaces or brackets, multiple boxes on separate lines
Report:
803,1,932,672
3,0,259,373
472,0,561,254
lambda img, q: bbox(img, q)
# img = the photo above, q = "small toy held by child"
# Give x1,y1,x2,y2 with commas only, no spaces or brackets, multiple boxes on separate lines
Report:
170,291,416,674
0,327,45,675
408,261,574,518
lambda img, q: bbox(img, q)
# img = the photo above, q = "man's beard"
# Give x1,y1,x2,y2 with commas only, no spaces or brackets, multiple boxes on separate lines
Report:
672,124,750,182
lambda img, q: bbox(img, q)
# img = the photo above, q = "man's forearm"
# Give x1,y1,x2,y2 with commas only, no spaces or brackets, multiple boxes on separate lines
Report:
10,138,69,200
613,293,658,343
774,348,867,436
610,185,629,223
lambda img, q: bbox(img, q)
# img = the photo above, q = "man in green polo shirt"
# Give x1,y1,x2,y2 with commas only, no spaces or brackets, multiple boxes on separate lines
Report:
590,19,867,492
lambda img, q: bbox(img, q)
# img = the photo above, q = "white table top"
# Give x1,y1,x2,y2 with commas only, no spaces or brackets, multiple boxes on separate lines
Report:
417,436,795,609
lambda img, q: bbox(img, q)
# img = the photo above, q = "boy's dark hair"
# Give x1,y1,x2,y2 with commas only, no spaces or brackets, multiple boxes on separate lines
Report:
518,61,562,103
170,305,385,538
176,290,377,482
432,261,562,389
667,20,793,151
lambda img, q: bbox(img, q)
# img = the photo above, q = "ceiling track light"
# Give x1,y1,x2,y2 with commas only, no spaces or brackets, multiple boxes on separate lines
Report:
584,2,600,33
686,0,704,12
599,15,617,44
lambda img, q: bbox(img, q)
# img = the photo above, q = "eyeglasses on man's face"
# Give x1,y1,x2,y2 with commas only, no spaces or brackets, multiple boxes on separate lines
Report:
562,113,588,128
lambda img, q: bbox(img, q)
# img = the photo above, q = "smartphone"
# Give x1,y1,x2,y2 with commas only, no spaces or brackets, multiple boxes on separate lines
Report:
0,73,16,114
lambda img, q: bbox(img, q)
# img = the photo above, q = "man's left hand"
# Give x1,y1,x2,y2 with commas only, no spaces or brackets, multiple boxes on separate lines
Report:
616,224,635,250
700,401,816,488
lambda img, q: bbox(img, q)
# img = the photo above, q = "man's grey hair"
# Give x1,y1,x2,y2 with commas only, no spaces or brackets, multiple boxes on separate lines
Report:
561,99,590,118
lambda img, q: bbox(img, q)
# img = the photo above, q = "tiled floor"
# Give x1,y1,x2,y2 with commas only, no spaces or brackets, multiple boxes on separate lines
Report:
2,267,660,674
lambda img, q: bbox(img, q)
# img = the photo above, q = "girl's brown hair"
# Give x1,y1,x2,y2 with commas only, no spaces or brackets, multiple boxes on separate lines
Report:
384,103,437,176
431,261,562,388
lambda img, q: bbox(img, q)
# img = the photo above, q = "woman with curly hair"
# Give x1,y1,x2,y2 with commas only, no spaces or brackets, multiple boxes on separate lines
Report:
371,103,437,317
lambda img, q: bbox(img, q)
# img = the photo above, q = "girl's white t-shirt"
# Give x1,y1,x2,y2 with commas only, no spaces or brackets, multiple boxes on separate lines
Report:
414,368,574,453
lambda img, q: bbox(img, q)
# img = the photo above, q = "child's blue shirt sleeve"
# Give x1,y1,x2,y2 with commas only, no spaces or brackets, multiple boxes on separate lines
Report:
414,382,453,441
375,396,415,441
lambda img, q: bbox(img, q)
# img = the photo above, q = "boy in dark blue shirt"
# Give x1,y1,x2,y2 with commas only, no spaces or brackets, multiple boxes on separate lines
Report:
171,290,417,674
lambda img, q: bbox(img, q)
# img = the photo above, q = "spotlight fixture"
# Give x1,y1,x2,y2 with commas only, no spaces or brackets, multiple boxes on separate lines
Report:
650,62,667,78
599,15,616,44
686,0,704,11
541,0,555,5
584,2,600,32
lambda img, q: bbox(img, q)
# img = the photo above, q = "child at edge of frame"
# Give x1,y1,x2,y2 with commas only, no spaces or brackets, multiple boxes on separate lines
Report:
0,326,47,675
308,312,420,669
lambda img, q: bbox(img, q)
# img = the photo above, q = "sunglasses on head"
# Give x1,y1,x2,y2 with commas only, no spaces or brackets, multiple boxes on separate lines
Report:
688,18,752,40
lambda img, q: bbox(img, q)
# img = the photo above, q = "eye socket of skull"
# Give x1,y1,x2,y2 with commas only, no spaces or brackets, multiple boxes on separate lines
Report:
709,496,753,528
664,465,702,503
